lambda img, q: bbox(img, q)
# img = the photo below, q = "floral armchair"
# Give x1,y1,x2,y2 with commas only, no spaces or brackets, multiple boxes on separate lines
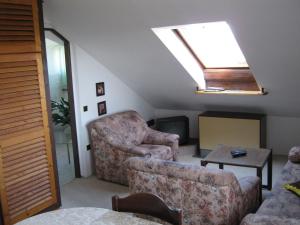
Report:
126,157,260,225
88,110,179,185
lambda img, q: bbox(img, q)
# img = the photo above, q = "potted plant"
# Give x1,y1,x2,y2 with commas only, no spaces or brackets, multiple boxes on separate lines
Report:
51,97,71,139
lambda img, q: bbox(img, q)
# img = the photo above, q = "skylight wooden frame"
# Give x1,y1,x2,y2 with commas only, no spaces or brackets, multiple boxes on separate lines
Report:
173,29,265,95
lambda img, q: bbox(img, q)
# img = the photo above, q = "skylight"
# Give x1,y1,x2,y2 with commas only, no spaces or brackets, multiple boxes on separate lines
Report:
177,22,248,68
152,21,264,95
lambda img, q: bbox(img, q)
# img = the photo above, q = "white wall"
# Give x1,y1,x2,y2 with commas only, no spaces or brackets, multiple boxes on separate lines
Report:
45,34,67,102
155,109,300,155
44,21,155,177
71,45,155,177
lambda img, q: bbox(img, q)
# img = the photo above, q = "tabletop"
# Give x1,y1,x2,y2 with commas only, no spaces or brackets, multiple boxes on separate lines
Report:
15,207,162,225
202,145,271,168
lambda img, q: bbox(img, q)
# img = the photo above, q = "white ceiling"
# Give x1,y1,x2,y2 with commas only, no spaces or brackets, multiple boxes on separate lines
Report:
44,0,300,117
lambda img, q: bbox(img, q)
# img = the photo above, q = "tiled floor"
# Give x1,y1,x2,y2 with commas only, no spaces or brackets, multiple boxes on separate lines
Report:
54,129,76,186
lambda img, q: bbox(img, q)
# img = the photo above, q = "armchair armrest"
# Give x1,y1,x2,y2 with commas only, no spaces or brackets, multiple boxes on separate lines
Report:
143,128,179,146
241,214,300,225
103,141,151,157
143,128,179,160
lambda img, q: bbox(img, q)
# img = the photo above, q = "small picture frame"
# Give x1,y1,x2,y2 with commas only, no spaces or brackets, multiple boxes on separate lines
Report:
97,101,107,116
96,82,105,96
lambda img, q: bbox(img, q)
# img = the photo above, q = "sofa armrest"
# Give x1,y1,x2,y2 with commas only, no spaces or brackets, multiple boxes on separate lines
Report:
241,214,300,225
143,128,179,146
238,176,260,214
288,146,300,163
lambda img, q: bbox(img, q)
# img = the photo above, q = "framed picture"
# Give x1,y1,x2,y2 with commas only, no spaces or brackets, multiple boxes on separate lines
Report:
96,82,105,96
97,101,107,116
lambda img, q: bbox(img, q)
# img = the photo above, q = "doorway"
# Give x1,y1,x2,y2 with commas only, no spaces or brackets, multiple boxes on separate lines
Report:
44,28,81,186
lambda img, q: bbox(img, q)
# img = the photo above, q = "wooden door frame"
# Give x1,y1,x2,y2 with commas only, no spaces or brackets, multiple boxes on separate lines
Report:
43,28,81,178
38,0,61,210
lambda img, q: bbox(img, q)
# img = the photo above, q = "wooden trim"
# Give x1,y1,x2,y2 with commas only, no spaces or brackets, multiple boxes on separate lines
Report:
44,28,81,178
0,0,32,5
204,69,261,92
112,193,183,225
173,29,205,69
32,0,41,52
0,146,9,225
36,52,57,207
199,111,266,120
195,89,266,95
0,200,3,225
37,0,61,207
174,29,264,93
198,111,267,150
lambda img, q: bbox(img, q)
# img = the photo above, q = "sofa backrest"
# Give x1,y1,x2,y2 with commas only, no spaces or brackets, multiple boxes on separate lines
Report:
89,110,148,146
126,157,243,225
126,156,239,187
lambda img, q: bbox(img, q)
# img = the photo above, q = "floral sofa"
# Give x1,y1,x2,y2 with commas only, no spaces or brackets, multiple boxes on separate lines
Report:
88,110,179,185
126,156,260,225
241,147,300,225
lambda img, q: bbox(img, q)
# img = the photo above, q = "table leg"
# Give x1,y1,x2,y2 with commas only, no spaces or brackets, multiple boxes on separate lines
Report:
267,150,272,190
257,168,263,204
201,161,208,167
219,163,224,169
262,151,273,190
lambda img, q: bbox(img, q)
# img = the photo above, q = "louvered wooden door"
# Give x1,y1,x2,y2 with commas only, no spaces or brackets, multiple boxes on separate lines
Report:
0,0,59,224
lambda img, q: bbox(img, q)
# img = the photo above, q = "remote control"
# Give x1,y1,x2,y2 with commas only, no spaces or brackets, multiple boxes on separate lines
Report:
231,149,247,158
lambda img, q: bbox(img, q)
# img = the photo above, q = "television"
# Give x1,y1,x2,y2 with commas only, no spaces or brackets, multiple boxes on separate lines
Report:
156,116,189,145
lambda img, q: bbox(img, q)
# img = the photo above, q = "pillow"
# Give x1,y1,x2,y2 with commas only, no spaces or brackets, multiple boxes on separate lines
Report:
283,181,300,197
288,146,300,163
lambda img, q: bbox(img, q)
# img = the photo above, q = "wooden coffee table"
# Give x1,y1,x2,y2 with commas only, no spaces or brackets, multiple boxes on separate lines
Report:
200,145,272,203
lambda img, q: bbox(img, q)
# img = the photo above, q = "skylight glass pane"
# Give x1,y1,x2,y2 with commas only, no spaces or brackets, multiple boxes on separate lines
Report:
178,21,248,68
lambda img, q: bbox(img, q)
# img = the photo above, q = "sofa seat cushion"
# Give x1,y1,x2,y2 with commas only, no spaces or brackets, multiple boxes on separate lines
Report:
272,161,300,193
257,194,300,219
133,144,173,160
241,214,300,225
257,161,300,219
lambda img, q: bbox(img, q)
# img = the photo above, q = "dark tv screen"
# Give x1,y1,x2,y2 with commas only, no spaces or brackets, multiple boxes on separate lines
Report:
156,116,189,145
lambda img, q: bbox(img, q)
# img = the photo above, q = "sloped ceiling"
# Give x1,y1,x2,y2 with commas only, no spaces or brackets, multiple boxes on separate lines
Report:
44,0,300,116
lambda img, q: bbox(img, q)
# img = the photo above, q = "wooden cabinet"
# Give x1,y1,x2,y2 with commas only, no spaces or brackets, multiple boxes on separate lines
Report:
199,111,266,153
0,1,60,224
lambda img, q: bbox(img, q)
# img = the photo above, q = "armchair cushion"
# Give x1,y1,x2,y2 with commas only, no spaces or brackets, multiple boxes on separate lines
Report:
133,144,173,160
